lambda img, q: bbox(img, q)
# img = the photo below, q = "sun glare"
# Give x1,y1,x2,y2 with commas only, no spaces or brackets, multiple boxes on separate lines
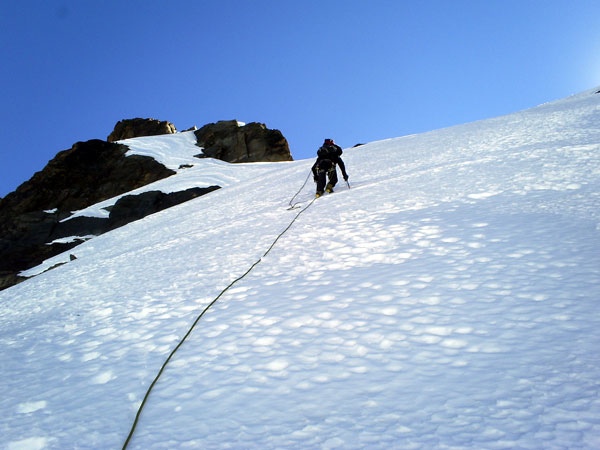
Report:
573,32,600,90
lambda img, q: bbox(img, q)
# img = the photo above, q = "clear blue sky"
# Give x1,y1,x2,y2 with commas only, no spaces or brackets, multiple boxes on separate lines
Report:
1,0,598,197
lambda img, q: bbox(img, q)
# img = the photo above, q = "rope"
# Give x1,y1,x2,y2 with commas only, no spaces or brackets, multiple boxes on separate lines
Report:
288,170,313,209
122,196,316,449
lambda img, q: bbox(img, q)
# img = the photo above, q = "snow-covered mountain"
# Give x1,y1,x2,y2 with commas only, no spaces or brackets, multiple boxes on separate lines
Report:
2,88,599,449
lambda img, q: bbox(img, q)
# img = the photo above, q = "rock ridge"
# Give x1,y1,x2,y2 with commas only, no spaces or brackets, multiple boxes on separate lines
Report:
0,118,292,291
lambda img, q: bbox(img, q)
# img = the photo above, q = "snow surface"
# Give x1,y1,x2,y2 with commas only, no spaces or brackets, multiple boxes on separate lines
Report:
2,89,600,449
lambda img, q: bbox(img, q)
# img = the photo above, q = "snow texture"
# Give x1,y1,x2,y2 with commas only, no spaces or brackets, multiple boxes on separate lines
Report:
2,89,600,449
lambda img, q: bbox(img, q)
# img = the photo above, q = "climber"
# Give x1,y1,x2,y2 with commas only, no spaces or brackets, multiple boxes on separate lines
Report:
311,138,349,198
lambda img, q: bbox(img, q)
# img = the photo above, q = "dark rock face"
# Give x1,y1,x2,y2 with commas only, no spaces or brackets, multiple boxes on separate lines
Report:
0,139,177,290
0,118,292,291
105,187,220,230
107,118,177,142
11,139,176,215
194,120,292,163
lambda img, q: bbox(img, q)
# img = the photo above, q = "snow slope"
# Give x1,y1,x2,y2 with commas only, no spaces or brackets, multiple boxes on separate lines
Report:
1,89,600,449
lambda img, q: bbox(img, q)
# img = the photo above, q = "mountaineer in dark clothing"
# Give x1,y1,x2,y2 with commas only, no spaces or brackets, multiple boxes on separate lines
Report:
311,138,349,198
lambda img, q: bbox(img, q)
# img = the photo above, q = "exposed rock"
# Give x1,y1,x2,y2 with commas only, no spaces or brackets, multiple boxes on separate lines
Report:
106,186,220,230
31,187,221,246
107,118,177,142
50,216,108,242
0,272,27,291
0,186,222,290
1,139,175,217
194,120,292,163
0,139,177,290
0,118,293,291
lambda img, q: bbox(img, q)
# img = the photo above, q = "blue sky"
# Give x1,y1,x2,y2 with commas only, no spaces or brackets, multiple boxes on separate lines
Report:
1,0,598,197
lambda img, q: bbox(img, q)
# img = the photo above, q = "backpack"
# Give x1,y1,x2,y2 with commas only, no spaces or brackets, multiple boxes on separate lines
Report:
317,144,340,160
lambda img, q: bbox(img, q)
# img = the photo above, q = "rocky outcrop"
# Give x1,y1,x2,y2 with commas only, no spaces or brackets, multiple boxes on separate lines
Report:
4,139,176,216
18,186,222,263
107,118,177,142
195,120,292,163
105,187,220,230
0,139,177,290
0,118,293,291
